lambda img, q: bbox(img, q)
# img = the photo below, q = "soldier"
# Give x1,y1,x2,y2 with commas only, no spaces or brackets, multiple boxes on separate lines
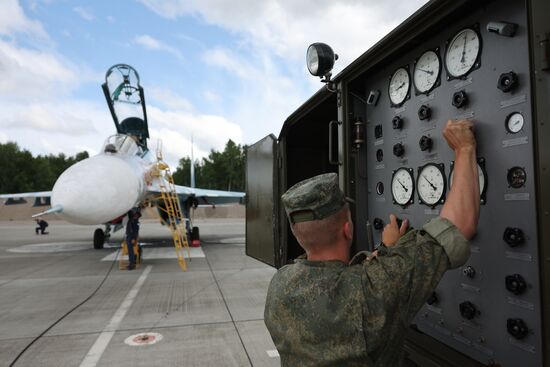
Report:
264,120,479,366
125,209,141,270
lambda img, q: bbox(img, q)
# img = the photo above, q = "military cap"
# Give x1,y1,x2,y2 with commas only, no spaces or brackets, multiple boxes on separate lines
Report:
282,173,350,224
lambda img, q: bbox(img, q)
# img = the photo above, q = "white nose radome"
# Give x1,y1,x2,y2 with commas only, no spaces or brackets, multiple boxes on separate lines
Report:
51,155,143,224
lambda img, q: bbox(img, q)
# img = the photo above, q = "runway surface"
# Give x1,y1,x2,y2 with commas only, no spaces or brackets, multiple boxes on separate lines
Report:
0,218,279,367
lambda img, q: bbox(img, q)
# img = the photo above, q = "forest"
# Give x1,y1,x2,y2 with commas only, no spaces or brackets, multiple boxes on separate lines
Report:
0,140,246,194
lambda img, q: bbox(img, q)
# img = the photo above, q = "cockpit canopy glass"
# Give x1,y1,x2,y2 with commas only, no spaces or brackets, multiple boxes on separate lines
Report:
102,134,142,156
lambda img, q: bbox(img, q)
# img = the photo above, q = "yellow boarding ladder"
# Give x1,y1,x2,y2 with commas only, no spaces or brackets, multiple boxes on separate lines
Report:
152,146,191,271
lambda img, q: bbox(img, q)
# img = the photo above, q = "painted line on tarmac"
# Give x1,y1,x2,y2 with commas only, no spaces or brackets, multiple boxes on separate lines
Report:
101,247,205,261
79,265,152,367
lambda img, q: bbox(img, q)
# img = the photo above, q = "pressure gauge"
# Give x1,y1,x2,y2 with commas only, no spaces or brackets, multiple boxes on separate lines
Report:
414,50,441,94
449,159,487,204
505,112,524,134
445,28,481,79
417,163,446,206
388,67,410,106
391,168,414,206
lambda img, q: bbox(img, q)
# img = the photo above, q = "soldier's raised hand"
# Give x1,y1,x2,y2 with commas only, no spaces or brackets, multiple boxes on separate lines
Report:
442,119,476,152
382,214,408,246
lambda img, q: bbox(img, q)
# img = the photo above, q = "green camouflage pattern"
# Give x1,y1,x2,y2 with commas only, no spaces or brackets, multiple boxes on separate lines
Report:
264,217,469,367
281,173,346,224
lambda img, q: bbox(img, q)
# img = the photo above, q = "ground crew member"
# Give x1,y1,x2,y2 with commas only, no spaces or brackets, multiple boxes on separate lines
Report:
125,210,141,270
264,120,480,366
35,218,49,235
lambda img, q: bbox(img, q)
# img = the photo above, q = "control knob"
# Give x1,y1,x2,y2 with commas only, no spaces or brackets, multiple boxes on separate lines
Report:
505,274,527,295
503,227,525,247
373,217,384,231
393,143,405,157
507,318,528,340
418,105,431,120
459,301,479,320
452,90,468,108
419,135,433,152
463,266,476,279
392,116,403,130
498,71,518,93
374,124,383,139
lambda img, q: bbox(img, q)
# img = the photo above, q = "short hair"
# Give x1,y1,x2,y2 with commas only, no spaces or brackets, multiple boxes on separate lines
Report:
290,203,350,250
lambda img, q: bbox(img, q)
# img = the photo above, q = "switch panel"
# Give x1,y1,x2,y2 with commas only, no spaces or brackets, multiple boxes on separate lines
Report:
359,0,542,365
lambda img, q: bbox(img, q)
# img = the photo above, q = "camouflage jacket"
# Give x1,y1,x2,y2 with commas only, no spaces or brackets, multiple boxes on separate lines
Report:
264,217,469,367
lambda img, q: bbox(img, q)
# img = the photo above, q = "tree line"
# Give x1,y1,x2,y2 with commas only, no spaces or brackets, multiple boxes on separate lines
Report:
172,140,247,192
0,140,246,194
0,142,89,194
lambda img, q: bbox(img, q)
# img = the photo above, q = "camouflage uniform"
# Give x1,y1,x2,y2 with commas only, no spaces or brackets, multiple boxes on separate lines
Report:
265,173,469,366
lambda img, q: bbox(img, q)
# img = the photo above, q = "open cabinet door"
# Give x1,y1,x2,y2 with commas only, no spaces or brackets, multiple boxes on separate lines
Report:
245,134,280,268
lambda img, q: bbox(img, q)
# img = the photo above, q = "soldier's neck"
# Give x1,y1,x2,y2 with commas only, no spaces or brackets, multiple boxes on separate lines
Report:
306,245,350,263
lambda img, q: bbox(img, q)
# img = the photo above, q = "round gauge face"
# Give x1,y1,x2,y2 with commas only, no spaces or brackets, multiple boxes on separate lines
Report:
417,164,446,206
391,168,414,206
449,163,486,195
445,28,480,78
506,112,524,134
389,67,410,106
507,167,527,188
414,50,440,94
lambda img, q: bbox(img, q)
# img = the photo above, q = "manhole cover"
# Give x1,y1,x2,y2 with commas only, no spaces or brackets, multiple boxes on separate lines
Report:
124,332,163,346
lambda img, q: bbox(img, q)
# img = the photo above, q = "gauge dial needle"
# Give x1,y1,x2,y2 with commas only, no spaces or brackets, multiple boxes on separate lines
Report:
396,82,406,90
417,68,434,75
460,34,467,64
423,175,437,191
397,178,408,192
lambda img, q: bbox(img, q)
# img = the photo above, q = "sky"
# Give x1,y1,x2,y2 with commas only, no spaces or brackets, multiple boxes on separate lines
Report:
0,0,429,169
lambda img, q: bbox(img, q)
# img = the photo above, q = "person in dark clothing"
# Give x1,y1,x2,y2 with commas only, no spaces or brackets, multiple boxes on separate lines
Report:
35,218,49,235
125,210,141,270
183,197,198,241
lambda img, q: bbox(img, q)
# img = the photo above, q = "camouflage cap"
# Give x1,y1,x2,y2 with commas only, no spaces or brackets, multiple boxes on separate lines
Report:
282,173,349,224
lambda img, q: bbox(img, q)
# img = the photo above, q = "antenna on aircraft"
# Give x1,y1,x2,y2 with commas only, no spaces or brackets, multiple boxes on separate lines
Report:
102,64,150,149
190,135,196,188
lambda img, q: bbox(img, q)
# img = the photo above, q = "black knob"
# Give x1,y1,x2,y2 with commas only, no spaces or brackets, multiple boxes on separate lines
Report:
463,266,476,279
426,291,438,305
392,116,403,130
418,105,431,120
503,227,525,247
459,301,479,320
393,143,405,157
376,149,383,162
374,124,383,139
373,217,384,230
507,318,528,340
419,135,433,152
505,274,527,295
452,90,468,108
498,71,518,93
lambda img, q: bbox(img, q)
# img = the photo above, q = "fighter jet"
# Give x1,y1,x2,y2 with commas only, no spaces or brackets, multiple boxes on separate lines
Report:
0,64,244,249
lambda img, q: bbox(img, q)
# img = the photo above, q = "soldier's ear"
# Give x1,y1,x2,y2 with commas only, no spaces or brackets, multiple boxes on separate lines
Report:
343,221,353,241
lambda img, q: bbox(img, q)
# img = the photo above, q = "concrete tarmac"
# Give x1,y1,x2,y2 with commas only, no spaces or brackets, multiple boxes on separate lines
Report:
0,219,279,367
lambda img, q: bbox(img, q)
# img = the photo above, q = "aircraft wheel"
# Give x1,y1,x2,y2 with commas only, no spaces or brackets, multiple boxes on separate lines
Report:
93,228,105,249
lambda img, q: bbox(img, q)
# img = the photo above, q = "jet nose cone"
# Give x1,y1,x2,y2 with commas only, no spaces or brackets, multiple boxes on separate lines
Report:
51,155,143,224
